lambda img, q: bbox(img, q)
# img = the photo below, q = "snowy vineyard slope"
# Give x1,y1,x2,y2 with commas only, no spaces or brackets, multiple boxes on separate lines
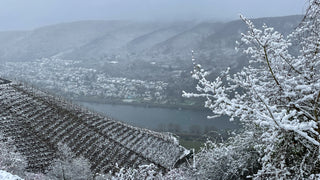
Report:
0,78,189,174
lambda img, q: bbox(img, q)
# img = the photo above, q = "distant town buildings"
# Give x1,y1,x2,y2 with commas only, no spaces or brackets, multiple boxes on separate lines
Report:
0,58,168,104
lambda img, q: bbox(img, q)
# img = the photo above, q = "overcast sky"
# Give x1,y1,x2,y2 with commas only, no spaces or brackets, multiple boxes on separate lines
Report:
0,0,307,31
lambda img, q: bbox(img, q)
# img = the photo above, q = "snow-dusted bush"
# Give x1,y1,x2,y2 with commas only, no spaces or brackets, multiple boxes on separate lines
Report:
0,132,47,179
102,163,192,180
183,0,320,179
193,132,260,179
45,144,93,180
111,164,162,180
0,133,27,177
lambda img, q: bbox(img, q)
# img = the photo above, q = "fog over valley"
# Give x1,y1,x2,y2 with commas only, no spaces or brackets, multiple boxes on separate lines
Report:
0,1,318,179
0,0,305,30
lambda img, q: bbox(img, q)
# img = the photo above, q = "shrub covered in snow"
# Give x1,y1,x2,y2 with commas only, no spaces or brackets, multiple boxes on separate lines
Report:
183,0,320,179
193,132,260,179
0,132,27,177
45,144,93,180
99,163,192,180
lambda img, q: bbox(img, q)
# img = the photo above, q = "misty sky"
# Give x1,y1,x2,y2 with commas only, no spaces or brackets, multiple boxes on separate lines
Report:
0,0,307,31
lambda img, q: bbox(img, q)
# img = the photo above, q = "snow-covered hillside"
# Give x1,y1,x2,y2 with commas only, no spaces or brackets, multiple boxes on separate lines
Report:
0,78,190,174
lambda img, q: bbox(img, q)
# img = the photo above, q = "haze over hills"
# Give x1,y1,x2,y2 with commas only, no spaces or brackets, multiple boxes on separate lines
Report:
0,15,302,63
0,15,303,108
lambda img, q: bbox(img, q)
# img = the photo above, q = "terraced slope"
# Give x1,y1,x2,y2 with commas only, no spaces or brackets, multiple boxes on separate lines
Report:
0,78,190,173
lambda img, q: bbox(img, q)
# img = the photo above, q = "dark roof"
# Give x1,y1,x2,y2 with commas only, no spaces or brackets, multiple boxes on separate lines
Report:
0,80,190,173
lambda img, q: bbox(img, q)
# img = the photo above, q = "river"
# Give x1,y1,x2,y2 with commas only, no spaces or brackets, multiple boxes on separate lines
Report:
78,102,240,134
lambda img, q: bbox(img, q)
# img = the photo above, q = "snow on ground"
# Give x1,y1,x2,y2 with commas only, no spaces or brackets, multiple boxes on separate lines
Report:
0,170,22,180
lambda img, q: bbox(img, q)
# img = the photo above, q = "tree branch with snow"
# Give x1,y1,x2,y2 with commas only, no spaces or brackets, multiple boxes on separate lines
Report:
183,0,320,178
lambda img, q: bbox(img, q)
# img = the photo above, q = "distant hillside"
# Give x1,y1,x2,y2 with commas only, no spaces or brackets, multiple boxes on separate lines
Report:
0,15,302,64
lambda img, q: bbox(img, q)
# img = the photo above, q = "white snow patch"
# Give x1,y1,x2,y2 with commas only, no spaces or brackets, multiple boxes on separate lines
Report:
0,170,23,180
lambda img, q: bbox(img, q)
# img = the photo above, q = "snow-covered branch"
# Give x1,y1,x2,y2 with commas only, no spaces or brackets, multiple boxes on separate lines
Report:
183,1,320,178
